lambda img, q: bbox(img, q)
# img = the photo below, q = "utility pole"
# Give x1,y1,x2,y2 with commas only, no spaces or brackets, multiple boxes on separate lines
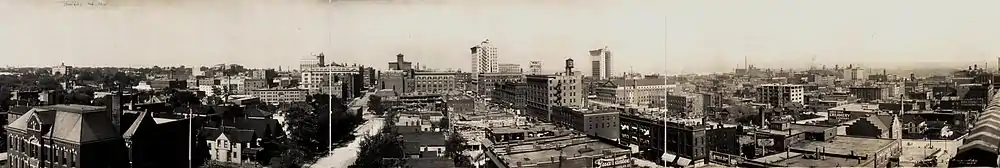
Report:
329,67,334,153
188,104,193,168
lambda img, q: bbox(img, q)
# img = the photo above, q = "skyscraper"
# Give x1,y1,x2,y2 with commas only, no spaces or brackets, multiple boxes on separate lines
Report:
471,39,499,79
589,46,612,80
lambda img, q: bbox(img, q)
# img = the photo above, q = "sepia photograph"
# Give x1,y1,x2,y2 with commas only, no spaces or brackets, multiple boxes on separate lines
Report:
1,0,999,167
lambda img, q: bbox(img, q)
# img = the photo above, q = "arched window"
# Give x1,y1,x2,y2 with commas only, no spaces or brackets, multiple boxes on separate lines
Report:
28,136,39,158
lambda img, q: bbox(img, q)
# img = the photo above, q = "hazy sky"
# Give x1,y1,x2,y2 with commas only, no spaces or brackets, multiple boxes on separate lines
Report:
4,0,1000,74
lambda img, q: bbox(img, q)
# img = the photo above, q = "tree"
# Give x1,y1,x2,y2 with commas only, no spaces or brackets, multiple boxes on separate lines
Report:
280,102,326,166
368,95,384,115
446,131,472,167
168,89,202,108
355,125,406,168
37,76,61,91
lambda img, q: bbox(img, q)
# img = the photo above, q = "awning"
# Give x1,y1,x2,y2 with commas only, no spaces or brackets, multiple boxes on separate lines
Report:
677,157,692,166
661,153,677,163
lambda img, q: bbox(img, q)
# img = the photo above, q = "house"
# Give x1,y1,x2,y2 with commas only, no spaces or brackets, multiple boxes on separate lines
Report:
204,127,257,164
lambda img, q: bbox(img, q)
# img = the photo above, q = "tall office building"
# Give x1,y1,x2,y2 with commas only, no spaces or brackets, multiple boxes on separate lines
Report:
471,39,499,79
589,46,612,80
529,61,542,75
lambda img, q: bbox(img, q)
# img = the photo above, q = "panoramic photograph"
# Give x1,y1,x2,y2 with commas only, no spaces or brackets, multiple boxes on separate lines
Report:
2,0,1000,167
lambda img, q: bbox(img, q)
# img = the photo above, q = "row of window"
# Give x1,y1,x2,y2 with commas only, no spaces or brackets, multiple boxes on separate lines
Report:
8,134,77,167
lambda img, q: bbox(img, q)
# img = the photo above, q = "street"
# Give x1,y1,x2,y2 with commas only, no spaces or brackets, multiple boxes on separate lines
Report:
310,92,386,168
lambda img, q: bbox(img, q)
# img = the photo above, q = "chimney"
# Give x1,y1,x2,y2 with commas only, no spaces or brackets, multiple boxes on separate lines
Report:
110,91,123,133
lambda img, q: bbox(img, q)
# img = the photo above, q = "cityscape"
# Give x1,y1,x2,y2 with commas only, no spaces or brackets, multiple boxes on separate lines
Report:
4,0,1000,168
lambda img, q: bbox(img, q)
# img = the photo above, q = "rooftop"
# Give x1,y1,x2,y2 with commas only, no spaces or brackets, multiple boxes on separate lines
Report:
828,103,880,113
491,135,629,167
753,136,898,167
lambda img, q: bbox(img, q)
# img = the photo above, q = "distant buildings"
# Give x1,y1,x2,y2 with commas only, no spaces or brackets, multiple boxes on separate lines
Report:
300,66,359,96
755,84,805,106
498,63,521,74
413,71,461,93
589,46,613,80
492,82,526,111
593,78,673,106
475,73,524,95
849,86,889,102
246,88,308,104
389,53,414,71
841,65,866,81
471,39,499,78
300,53,326,70
51,62,72,76
665,92,705,119
379,70,415,95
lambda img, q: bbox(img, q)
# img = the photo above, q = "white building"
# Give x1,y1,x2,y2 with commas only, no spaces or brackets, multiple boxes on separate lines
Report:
470,39,499,78
246,88,309,104
413,71,460,93
300,53,326,71
51,63,72,76
755,84,805,106
300,66,359,94
206,127,255,164
594,78,674,105
498,63,521,74
524,69,584,122
589,46,612,80
842,65,866,81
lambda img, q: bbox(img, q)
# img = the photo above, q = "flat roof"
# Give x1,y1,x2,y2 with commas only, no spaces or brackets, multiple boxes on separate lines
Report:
828,103,880,113
789,136,896,157
493,136,628,166
756,136,897,167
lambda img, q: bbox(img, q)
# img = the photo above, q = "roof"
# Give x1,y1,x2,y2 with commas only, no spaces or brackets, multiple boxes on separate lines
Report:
122,111,149,138
233,118,281,138
8,106,31,115
610,78,667,87
244,107,273,118
203,127,255,143
402,132,446,146
7,105,120,144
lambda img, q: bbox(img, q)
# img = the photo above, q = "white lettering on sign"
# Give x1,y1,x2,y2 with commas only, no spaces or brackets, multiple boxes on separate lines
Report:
59,0,106,6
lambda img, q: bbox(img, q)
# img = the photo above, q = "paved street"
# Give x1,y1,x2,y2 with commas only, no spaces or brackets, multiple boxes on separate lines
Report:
310,92,386,168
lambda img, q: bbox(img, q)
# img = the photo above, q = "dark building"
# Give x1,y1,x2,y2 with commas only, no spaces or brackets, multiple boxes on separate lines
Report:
950,91,1000,167
388,54,413,71
491,82,526,111
849,87,887,102
6,105,128,168
618,113,742,167
122,111,205,168
150,80,187,91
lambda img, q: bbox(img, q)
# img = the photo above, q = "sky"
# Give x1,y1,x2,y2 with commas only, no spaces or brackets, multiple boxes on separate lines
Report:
3,0,1000,74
